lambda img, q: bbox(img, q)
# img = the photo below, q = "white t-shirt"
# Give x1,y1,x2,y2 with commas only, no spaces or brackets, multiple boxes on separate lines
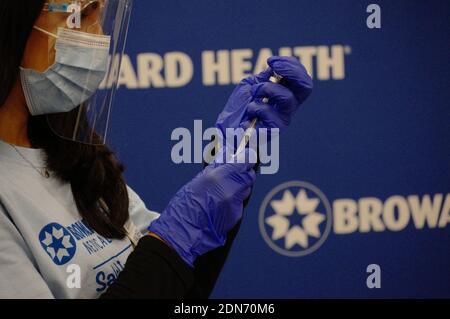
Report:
0,140,160,299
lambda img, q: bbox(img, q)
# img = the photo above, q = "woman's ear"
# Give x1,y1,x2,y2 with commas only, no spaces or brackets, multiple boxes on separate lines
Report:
21,26,54,72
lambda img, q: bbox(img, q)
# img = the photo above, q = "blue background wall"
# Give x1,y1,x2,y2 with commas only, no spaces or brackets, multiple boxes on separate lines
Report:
109,0,450,298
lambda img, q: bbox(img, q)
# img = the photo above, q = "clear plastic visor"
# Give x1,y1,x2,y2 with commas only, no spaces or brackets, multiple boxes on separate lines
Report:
33,0,133,145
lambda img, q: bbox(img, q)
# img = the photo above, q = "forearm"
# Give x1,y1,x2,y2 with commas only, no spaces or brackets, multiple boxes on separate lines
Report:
100,220,244,299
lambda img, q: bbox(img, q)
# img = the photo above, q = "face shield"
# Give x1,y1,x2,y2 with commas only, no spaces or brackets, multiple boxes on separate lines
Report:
29,0,133,145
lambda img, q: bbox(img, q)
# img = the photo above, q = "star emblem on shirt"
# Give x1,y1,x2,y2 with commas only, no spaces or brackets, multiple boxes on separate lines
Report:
265,189,325,249
41,226,74,262
39,223,76,265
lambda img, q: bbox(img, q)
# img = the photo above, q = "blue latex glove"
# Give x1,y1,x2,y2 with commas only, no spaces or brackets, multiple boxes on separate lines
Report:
216,56,313,140
148,148,257,267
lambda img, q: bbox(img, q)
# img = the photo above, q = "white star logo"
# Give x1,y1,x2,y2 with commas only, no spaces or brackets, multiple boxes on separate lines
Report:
260,181,333,257
265,189,325,249
41,226,74,263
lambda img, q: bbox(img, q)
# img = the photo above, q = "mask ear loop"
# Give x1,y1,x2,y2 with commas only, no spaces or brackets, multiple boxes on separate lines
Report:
19,26,58,70
33,26,58,39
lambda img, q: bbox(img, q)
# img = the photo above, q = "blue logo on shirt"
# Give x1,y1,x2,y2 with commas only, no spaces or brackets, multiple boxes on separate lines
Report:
39,223,77,266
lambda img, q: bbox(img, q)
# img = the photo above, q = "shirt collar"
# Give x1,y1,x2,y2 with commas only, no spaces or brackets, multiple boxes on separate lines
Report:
0,139,47,168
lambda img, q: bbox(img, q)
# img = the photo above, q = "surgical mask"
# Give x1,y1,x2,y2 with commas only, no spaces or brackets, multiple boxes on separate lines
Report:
20,27,111,116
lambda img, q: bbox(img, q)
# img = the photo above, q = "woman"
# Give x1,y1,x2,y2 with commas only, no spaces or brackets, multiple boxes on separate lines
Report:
0,0,312,298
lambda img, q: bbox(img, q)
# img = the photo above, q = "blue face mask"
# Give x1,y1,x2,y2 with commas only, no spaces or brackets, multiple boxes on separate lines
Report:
20,27,111,116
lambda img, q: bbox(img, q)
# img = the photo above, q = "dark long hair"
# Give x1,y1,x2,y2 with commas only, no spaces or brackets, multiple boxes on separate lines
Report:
0,1,129,239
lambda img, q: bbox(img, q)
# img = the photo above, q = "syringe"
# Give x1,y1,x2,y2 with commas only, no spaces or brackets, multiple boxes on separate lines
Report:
234,72,283,156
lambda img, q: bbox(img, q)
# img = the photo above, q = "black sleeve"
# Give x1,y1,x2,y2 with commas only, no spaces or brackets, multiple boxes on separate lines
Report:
100,235,195,299
186,220,242,298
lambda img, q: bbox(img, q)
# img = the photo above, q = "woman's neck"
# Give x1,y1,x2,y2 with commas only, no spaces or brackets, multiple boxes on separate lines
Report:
0,79,32,148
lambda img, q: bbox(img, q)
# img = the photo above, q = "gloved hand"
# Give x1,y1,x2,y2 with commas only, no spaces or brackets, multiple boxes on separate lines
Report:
216,56,313,143
148,148,257,267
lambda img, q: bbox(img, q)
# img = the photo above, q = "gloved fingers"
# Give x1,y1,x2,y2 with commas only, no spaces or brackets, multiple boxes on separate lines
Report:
241,185,253,200
228,168,257,190
216,84,253,117
267,56,311,86
214,153,257,185
251,82,298,114
242,67,273,86
246,101,289,130
223,68,274,127
267,56,313,104
208,163,256,193
239,120,252,130
254,67,274,83
246,168,257,185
